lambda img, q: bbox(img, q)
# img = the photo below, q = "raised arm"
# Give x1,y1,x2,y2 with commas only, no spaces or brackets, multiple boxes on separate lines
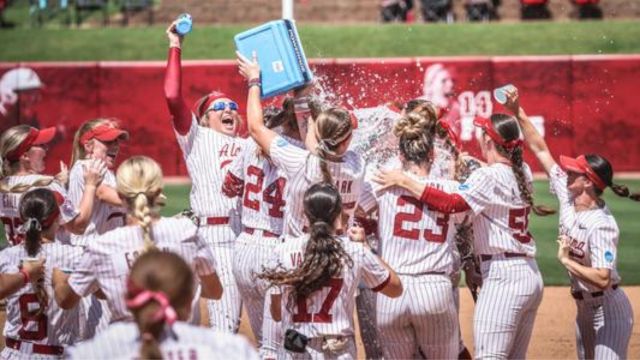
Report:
237,51,278,154
164,22,192,135
503,89,557,174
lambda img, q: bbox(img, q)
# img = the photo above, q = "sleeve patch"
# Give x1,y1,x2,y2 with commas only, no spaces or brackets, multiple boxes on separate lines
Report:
604,250,614,263
276,137,289,148
458,183,470,191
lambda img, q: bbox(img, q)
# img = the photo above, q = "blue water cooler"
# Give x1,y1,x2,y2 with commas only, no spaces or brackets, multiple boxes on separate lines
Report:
235,19,313,99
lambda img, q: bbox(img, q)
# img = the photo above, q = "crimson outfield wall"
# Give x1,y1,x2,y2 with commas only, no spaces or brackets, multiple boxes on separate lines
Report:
1,55,639,175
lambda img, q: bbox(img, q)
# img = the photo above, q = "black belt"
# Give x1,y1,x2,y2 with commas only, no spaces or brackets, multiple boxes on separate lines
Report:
571,284,619,300
479,252,527,262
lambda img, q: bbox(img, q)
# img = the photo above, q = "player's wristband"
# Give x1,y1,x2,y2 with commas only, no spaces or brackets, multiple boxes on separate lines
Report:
18,268,30,286
248,78,261,89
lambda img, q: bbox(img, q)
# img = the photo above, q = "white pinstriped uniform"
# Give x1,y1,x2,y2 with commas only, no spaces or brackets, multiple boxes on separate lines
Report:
269,136,365,237
68,160,126,340
272,235,391,359
359,172,461,359
0,242,83,359
174,117,245,333
67,217,216,323
67,321,259,360
227,137,303,359
0,176,78,246
456,163,544,359
550,165,633,359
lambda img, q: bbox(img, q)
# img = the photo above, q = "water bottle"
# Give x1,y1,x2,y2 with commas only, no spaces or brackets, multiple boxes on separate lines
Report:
175,13,193,36
493,84,516,105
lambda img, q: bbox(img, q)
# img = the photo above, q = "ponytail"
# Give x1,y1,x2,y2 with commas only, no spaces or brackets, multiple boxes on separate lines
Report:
24,217,43,256
509,146,555,216
132,193,155,252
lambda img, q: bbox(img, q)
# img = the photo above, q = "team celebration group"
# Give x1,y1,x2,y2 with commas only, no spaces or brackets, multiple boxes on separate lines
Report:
0,21,636,360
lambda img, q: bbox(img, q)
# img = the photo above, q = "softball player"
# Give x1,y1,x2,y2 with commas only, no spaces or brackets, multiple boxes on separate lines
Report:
260,183,402,359
374,113,552,359
53,156,221,323
0,188,83,359
0,125,105,245
238,52,365,237
165,22,245,333
67,251,259,360
224,102,304,358
504,89,635,359
359,112,461,359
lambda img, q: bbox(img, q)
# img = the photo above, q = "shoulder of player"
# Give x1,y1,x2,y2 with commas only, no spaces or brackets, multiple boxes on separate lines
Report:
585,211,619,238
342,150,365,168
69,322,136,357
0,245,25,265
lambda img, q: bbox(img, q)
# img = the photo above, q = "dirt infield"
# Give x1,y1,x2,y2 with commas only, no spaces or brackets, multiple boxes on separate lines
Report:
0,286,637,357
236,286,640,359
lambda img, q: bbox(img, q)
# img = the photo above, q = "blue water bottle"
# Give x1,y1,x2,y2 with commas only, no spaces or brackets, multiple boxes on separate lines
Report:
175,13,193,36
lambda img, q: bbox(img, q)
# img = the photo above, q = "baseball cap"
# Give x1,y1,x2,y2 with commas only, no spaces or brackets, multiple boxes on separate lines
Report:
80,124,129,145
559,155,607,190
5,127,56,161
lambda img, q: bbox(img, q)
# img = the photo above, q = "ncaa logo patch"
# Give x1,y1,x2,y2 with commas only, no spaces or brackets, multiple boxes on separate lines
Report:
604,250,614,263
458,183,470,191
276,137,288,147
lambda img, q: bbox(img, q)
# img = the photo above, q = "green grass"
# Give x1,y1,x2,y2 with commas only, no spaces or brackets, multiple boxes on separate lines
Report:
4,180,637,286
1,20,640,61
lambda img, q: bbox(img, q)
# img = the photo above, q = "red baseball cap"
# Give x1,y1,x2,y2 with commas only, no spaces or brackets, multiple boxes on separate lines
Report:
80,124,129,145
559,155,607,190
5,127,57,161
473,116,522,149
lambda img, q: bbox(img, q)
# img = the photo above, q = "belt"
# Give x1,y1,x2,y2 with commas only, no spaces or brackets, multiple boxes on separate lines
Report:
479,252,527,262
244,227,279,238
5,337,64,356
571,284,619,300
203,217,229,226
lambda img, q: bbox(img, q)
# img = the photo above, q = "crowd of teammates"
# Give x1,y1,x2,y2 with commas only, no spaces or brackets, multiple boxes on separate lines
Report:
0,20,636,360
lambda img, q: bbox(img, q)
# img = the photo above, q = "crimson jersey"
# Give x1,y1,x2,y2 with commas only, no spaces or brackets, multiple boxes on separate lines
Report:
67,217,216,322
271,235,390,338
359,171,462,275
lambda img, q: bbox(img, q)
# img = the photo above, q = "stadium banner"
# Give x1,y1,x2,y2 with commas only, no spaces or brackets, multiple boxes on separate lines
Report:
1,55,639,175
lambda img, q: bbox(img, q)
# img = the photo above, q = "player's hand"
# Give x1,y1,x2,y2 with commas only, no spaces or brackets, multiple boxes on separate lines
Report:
166,21,184,48
21,258,46,283
347,225,366,244
82,159,106,187
503,87,520,114
54,161,69,186
556,235,571,263
236,51,261,81
371,169,406,192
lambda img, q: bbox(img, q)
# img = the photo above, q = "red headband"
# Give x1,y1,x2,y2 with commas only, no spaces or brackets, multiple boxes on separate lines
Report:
474,116,523,150
5,127,56,162
80,124,128,146
195,91,234,119
38,191,64,229
559,155,608,190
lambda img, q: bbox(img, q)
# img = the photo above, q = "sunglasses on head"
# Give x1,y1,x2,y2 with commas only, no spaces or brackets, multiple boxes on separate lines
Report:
210,101,239,112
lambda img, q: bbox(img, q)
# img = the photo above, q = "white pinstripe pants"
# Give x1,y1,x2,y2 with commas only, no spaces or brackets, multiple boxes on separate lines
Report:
200,224,242,333
376,274,459,359
233,232,282,359
574,287,634,360
474,257,544,360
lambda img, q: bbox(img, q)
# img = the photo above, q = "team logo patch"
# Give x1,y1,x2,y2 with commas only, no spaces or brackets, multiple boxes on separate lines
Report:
458,183,470,191
604,250,614,263
276,137,288,147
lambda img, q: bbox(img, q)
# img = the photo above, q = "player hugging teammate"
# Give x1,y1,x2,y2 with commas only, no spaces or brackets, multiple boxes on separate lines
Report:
0,20,636,360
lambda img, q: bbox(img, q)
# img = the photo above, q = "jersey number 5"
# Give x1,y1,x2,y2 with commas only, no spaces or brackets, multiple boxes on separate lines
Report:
243,166,287,218
393,195,450,243
508,207,532,243
18,293,48,341
293,278,343,323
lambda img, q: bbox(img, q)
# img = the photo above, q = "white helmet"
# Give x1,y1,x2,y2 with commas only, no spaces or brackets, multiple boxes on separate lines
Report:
0,68,43,115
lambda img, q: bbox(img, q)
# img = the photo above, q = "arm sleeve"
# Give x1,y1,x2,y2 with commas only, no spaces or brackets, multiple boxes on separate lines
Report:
360,246,391,292
268,136,308,177
589,224,618,270
419,186,471,214
67,248,100,297
453,168,493,215
164,47,193,136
